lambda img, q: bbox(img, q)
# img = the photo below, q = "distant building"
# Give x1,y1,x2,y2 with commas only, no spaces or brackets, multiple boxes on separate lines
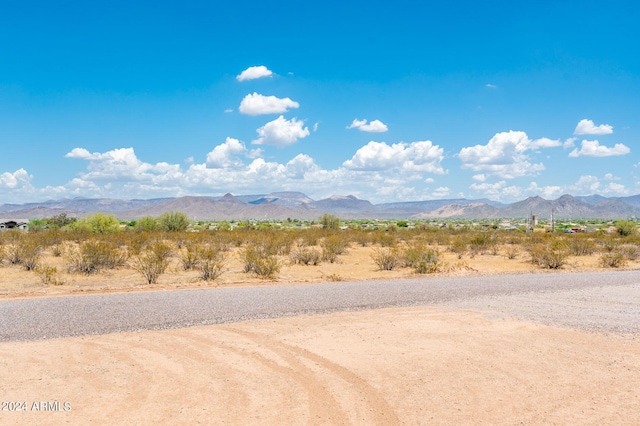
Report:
0,219,29,230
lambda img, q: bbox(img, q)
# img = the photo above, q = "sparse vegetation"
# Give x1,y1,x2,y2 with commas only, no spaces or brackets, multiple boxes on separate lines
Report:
131,241,172,284
2,213,640,295
319,213,340,230
615,220,637,237
527,241,569,269
371,247,400,271
65,239,128,274
36,265,64,285
239,244,280,278
158,211,191,232
197,245,225,281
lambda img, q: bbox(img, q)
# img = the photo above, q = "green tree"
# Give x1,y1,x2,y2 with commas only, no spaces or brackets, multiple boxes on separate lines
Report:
135,216,160,231
158,211,190,232
319,213,340,230
73,213,120,233
45,213,77,229
615,220,637,237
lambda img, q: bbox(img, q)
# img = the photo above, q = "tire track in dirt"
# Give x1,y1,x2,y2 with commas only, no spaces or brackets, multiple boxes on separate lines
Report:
226,327,400,425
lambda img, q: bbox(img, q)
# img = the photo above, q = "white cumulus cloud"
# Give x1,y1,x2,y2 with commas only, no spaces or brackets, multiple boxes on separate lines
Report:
432,187,450,197
458,131,560,179
236,65,273,82
238,92,299,116
569,140,630,157
574,119,613,135
343,140,445,174
0,168,32,189
347,118,389,133
65,147,181,181
252,116,310,147
206,137,248,169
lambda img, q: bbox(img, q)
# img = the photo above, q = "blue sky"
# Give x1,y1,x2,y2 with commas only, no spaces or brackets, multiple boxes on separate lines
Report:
1,0,639,204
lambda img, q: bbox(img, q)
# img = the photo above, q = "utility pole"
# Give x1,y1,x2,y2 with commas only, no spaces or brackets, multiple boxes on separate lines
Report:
551,208,555,233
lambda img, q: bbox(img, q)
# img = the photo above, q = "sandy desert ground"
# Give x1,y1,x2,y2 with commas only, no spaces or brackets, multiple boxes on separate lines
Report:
1,305,639,425
1,243,634,299
1,244,639,425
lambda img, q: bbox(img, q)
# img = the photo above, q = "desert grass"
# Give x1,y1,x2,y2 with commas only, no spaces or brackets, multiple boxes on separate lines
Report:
1,228,639,298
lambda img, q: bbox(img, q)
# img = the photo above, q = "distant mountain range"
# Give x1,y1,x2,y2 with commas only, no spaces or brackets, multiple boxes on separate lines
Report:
2,192,640,220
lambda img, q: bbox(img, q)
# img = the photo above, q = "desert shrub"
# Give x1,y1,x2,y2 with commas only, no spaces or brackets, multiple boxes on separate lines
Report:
373,232,397,248
434,232,451,246
198,245,225,281
19,238,43,271
321,234,348,263
371,247,400,271
126,233,152,256
504,246,519,260
449,237,468,259
403,242,442,274
597,237,619,253
319,213,340,230
599,250,627,268
72,213,121,234
36,265,64,285
131,241,172,284
349,229,372,247
615,220,637,237
568,237,597,256
51,243,64,257
135,216,161,231
247,230,294,257
158,211,190,232
617,243,640,261
527,242,569,269
181,242,201,270
299,228,323,246
65,240,128,274
239,244,280,278
324,273,343,282
2,235,43,270
468,232,492,256
132,253,168,284
206,233,232,252
290,246,322,266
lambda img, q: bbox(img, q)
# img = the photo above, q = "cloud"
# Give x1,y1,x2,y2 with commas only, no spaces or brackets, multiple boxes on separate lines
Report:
343,140,445,174
65,147,181,181
0,168,32,189
432,187,450,197
347,118,389,133
205,137,248,168
252,116,310,147
236,65,273,82
563,137,577,149
603,173,619,181
238,92,299,116
569,175,627,195
569,140,630,157
285,154,319,179
574,119,613,135
458,131,560,179
472,174,487,182
573,175,601,192
485,84,497,89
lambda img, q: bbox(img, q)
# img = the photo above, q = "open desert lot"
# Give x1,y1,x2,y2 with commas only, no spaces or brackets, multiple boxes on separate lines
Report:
1,271,639,425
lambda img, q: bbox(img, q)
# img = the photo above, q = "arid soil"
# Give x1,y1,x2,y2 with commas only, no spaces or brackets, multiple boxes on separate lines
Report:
1,244,639,425
0,244,633,299
1,306,639,425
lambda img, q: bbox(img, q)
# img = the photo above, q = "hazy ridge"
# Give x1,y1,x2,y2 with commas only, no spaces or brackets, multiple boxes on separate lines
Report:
2,192,640,220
